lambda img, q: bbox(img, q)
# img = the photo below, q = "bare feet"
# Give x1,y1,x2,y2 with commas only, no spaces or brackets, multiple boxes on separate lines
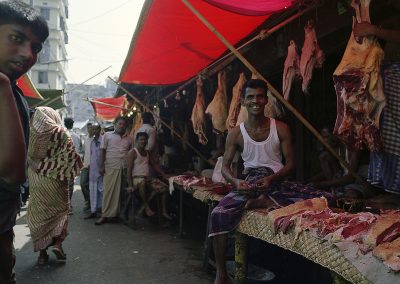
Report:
52,245,67,260
38,250,49,265
244,195,275,210
162,213,173,221
145,207,155,217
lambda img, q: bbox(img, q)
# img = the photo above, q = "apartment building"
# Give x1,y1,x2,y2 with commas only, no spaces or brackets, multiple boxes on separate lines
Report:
22,0,69,90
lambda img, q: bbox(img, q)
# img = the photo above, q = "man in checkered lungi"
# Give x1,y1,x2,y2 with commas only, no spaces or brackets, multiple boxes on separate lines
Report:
353,1,400,194
208,79,295,284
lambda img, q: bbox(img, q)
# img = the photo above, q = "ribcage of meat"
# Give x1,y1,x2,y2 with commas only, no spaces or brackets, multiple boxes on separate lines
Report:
235,106,248,126
226,73,246,130
267,197,328,232
373,237,400,272
191,77,208,145
206,71,228,133
333,0,385,151
265,91,286,120
299,19,325,94
364,211,400,248
283,40,300,100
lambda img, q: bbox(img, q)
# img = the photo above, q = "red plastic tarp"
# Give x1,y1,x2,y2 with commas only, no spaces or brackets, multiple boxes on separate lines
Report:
16,74,43,100
89,97,126,122
119,0,295,85
204,0,294,16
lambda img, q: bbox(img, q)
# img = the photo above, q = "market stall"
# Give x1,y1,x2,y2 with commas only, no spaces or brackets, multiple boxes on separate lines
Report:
117,0,400,282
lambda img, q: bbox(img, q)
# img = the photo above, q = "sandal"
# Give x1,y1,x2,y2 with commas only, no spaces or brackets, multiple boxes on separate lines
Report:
38,253,49,265
52,246,67,260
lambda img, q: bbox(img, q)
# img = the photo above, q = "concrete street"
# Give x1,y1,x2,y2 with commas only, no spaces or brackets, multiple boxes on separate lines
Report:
13,186,213,284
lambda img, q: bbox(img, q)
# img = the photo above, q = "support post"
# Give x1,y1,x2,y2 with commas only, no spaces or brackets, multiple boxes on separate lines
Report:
234,231,248,284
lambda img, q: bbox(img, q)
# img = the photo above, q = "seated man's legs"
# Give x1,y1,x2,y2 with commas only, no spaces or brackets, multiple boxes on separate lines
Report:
133,177,155,217
209,192,249,284
148,178,171,220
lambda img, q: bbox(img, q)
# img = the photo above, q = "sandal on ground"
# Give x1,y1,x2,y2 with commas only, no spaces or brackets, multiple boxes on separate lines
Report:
52,246,67,260
162,213,173,221
38,253,49,265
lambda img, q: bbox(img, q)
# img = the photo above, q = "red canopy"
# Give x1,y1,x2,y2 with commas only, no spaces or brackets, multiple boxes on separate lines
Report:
89,97,126,122
16,74,43,100
119,0,295,85
204,0,294,16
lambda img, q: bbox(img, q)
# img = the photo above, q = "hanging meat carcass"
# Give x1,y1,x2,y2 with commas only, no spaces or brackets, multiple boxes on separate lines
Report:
333,0,385,151
299,19,325,94
283,40,300,100
265,92,286,120
206,71,228,133
191,77,208,145
226,73,246,130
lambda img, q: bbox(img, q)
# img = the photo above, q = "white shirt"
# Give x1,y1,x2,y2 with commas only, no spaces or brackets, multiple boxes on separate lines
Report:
135,124,156,152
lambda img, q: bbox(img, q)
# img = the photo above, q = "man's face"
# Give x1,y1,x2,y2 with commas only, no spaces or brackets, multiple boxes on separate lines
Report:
0,24,42,81
87,124,94,137
136,136,148,149
114,119,127,135
92,126,101,138
242,87,268,116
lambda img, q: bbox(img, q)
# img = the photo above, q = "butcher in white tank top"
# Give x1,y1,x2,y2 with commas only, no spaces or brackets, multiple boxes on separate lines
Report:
239,118,283,173
132,148,150,177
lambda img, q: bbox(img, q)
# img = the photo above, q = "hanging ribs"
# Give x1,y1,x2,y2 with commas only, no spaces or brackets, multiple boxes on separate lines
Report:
283,40,300,100
226,72,246,130
333,0,385,151
299,19,325,94
191,77,208,145
206,71,228,133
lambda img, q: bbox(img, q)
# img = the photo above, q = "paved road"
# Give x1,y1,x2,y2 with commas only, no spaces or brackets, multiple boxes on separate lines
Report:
14,186,214,284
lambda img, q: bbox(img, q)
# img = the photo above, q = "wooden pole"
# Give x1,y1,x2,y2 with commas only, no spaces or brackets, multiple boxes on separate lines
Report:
182,0,368,188
64,65,112,94
108,77,212,167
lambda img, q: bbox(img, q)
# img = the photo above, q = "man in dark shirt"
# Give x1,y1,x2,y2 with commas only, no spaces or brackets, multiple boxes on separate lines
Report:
0,2,49,283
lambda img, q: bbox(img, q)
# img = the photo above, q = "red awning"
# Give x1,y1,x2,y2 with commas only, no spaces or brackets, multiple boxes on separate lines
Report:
119,0,295,85
89,97,126,122
204,0,294,16
16,74,43,100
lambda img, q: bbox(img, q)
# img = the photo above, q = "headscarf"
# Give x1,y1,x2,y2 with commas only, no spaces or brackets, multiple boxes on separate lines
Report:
28,107,82,181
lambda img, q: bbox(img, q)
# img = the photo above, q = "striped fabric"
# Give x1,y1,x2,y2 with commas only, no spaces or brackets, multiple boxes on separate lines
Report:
381,62,400,156
28,107,82,181
368,152,400,194
368,62,400,194
27,169,69,251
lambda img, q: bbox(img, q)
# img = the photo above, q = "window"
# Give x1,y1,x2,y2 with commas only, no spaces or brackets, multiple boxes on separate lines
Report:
38,72,48,84
40,7,50,21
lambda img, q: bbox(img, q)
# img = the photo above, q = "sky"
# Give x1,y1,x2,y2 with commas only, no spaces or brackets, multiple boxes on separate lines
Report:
66,0,145,85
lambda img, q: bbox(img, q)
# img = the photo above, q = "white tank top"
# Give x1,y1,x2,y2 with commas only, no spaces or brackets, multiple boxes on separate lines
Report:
240,119,283,173
132,148,149,176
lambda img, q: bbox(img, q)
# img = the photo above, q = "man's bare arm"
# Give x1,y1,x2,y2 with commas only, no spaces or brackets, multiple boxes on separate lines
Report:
149,153,166,178
353,21,400,43
147,129,156,152
0,73,26,184
221,128,250,190
99,148,106,176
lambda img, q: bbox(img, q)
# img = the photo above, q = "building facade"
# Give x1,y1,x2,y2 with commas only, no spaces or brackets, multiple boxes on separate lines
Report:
22,0,69,90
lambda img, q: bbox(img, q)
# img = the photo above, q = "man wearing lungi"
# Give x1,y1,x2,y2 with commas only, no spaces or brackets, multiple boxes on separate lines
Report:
96,117,132,225
209,79,295,284
353,0,400,194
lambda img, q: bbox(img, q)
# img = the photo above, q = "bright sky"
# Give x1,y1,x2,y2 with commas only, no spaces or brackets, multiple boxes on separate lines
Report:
66,0,145,85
